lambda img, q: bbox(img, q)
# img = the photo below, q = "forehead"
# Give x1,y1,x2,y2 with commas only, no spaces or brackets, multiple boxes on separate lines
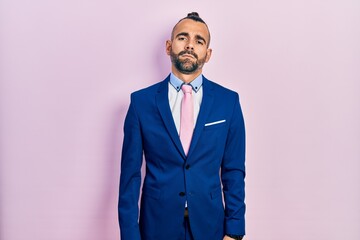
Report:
173,19,210,40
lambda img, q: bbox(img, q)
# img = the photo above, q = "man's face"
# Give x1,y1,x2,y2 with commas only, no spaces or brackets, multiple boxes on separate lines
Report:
166,19,212,75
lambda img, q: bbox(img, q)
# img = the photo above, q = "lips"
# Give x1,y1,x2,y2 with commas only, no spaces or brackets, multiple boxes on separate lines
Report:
181,54,195,59
179,50,198,59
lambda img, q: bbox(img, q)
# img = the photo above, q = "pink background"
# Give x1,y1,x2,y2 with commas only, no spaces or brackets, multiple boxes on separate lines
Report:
1,0,359,239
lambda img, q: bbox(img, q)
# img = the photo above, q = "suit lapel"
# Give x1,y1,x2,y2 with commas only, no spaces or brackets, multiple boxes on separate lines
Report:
156,76,186,159
187,77,214,158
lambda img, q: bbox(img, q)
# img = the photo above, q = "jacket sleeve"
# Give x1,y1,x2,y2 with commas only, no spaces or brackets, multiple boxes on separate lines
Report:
118,94,143,240
221,93,246,236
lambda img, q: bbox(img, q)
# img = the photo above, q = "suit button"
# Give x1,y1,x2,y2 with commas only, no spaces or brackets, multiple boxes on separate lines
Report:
179,192,185,197
185,164,190,170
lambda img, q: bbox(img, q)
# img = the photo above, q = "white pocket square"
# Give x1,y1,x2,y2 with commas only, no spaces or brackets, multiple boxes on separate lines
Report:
204,119,226,127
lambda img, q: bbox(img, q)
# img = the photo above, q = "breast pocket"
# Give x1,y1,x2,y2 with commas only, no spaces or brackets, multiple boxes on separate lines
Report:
204,120,227,131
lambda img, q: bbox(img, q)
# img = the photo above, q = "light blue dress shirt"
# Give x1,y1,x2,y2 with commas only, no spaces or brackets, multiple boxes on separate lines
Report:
168,73,203,133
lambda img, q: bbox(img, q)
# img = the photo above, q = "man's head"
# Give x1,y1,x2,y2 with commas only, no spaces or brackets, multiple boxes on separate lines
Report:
171,12,211,47
166,12,212,78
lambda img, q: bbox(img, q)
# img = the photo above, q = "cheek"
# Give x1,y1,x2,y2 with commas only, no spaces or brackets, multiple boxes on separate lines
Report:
198,49,208,60
173,46,185,54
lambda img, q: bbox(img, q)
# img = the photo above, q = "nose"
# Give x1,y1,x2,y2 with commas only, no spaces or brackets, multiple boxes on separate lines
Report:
185,42,194,51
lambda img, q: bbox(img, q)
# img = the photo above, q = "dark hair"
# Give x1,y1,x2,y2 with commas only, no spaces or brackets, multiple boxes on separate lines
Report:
171,12,211,47
179,12,207,24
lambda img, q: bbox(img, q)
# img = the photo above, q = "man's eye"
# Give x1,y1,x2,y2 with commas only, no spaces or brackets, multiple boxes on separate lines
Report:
178,37,186,40
197,41,204,45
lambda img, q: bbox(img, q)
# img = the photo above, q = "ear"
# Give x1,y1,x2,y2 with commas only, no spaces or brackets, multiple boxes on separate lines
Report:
205,48,212,63
166,40,172,56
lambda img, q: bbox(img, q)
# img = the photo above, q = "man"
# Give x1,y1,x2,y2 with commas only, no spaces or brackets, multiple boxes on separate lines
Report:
118,12,246,240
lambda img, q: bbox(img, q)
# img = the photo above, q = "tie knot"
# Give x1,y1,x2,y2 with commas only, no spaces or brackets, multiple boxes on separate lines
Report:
181,84,192,94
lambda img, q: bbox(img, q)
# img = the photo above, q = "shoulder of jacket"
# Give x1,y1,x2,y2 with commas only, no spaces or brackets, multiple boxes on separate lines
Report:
130,81,163,99
205,78,239,99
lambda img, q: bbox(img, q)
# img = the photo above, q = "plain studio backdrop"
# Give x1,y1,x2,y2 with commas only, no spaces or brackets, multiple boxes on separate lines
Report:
0,0,359,239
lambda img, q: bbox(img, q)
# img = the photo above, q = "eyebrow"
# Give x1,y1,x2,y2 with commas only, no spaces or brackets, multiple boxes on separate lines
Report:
175,32,207,45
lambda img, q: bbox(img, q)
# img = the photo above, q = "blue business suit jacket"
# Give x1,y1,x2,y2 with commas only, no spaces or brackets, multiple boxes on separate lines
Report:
118,75,246,240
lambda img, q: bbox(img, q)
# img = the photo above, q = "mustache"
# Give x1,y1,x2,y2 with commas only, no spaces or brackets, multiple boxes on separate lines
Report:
179,50,198,59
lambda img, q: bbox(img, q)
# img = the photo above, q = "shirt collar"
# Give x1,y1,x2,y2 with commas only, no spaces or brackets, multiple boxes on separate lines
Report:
169,73,203,93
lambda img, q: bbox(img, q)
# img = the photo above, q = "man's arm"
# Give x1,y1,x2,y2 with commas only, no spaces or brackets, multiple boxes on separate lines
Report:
221,93,246,237
118,95,143,240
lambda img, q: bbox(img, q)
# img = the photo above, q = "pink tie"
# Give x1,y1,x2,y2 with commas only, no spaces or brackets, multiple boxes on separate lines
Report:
180,84,194,155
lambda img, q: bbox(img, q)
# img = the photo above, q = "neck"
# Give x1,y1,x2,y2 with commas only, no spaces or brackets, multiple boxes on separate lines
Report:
171,66,202,83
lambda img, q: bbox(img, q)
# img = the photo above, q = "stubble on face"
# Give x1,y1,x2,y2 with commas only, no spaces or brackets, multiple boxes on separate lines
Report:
170,49,207,75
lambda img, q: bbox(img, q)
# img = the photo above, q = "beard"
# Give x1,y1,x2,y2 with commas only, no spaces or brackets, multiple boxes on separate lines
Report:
170,49,207,75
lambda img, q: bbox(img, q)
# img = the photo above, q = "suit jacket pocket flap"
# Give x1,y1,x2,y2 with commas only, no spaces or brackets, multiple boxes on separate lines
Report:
142,186,161,200
210,186,222,199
